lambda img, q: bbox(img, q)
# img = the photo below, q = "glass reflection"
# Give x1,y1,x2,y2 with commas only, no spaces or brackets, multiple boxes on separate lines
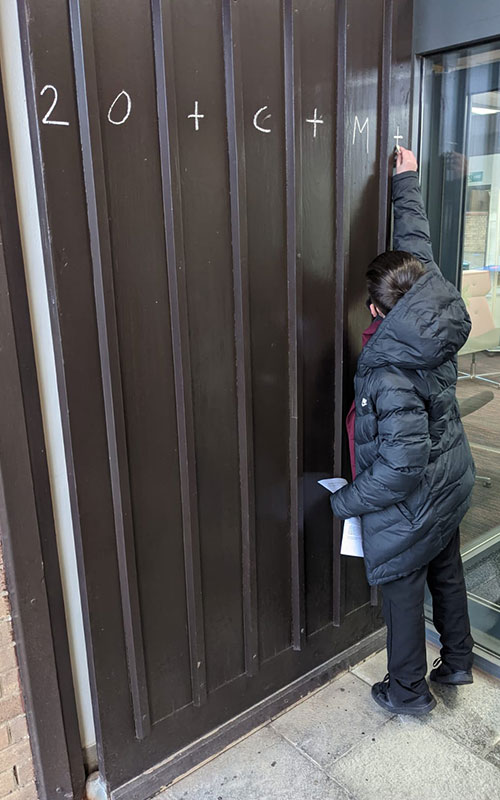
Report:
423,42,500,662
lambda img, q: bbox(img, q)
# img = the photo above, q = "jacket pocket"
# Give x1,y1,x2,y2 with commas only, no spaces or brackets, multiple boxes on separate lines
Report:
396,501,414,525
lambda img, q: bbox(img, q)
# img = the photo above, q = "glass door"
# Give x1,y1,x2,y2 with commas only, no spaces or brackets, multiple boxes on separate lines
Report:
421,42,500,667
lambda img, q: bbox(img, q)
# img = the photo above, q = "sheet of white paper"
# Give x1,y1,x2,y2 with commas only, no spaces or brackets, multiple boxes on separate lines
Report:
317,477,347,493
318,477,364,558
340,516,364,557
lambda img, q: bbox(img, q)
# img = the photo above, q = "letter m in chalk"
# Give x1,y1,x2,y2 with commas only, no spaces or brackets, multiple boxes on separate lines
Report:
352,115,369,154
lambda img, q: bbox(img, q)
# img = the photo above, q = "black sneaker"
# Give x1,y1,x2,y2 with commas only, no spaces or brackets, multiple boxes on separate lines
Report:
429,657,473,685
371,674,436,716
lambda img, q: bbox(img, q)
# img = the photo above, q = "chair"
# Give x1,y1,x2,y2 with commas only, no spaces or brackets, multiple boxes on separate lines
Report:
459,270,500,388
458,390,495,487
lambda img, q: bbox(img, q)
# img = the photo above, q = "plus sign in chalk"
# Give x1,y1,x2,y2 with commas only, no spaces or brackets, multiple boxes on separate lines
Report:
188,100,205,132
394,126,403,152
306,108,324,138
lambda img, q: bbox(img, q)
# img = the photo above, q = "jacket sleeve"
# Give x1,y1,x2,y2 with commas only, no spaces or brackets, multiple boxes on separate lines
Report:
392,171,440,275
330,382,431,520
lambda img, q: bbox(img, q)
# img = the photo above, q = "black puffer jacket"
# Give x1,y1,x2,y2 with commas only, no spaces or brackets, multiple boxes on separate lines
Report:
330,171,475,585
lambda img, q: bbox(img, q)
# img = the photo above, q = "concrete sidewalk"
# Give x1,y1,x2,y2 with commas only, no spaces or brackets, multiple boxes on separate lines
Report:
157,642,500,800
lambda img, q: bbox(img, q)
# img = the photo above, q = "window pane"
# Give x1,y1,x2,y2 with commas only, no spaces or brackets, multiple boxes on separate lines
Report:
422,41,500,661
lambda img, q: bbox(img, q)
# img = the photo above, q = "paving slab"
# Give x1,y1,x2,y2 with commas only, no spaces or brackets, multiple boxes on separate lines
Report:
271,671,391,770
161,725,353,800
328,714,500,800
422,665,500,760
352,639,500,760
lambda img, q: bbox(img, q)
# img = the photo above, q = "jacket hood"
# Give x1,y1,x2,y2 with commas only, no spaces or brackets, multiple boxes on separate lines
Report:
358,268,471,372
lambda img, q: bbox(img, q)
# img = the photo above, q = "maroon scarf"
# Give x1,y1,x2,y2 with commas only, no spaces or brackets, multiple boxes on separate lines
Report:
346,316,383,477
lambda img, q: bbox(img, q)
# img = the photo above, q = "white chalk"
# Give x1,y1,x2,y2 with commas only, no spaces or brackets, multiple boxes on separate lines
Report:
40,85,70,126
187,100,205,131
306,108,324,138
253,105,272,134
353,115,369,154
107,90,132,126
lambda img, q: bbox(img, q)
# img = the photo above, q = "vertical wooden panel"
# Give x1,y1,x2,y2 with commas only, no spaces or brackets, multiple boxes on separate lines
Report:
166,0,245,694
377,0,393,252
222,0,259,676
390,0,415,151
343,0,386,615
236,0,292,661
333,0,348,627
293,0,337,636
283,0,305,651
75,0,199,722
68,0,151,738
151,0,208,708
84,0,194,723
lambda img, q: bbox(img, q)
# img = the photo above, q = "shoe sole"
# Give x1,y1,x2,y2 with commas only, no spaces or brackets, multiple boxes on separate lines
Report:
430,673,473,686
371,688,437,716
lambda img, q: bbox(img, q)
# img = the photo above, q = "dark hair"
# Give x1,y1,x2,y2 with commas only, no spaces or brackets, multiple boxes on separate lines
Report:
366,250,425,316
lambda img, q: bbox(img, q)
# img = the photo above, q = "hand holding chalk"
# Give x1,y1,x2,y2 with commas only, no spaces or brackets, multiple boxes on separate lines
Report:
395,146,418,174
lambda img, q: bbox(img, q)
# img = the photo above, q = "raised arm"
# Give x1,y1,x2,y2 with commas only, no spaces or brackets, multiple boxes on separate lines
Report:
392,147,438,273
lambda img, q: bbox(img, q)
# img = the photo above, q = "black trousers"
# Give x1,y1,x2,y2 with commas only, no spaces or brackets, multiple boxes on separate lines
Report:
380,528,474,703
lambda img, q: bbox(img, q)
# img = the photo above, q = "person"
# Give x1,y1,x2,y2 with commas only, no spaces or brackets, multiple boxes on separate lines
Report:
330,146,475,716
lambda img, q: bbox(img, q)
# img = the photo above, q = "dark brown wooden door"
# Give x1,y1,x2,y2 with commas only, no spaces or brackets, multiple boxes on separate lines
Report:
18,0,413,797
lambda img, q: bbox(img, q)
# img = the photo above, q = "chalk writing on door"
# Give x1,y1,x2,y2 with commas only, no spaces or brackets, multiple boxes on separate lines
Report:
187,100,205,131
40,85,70,126
352,116,369,153
394,125,403,150
107,90,132,125
253,106,272,133
306,108,324,138
38,86,388,156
